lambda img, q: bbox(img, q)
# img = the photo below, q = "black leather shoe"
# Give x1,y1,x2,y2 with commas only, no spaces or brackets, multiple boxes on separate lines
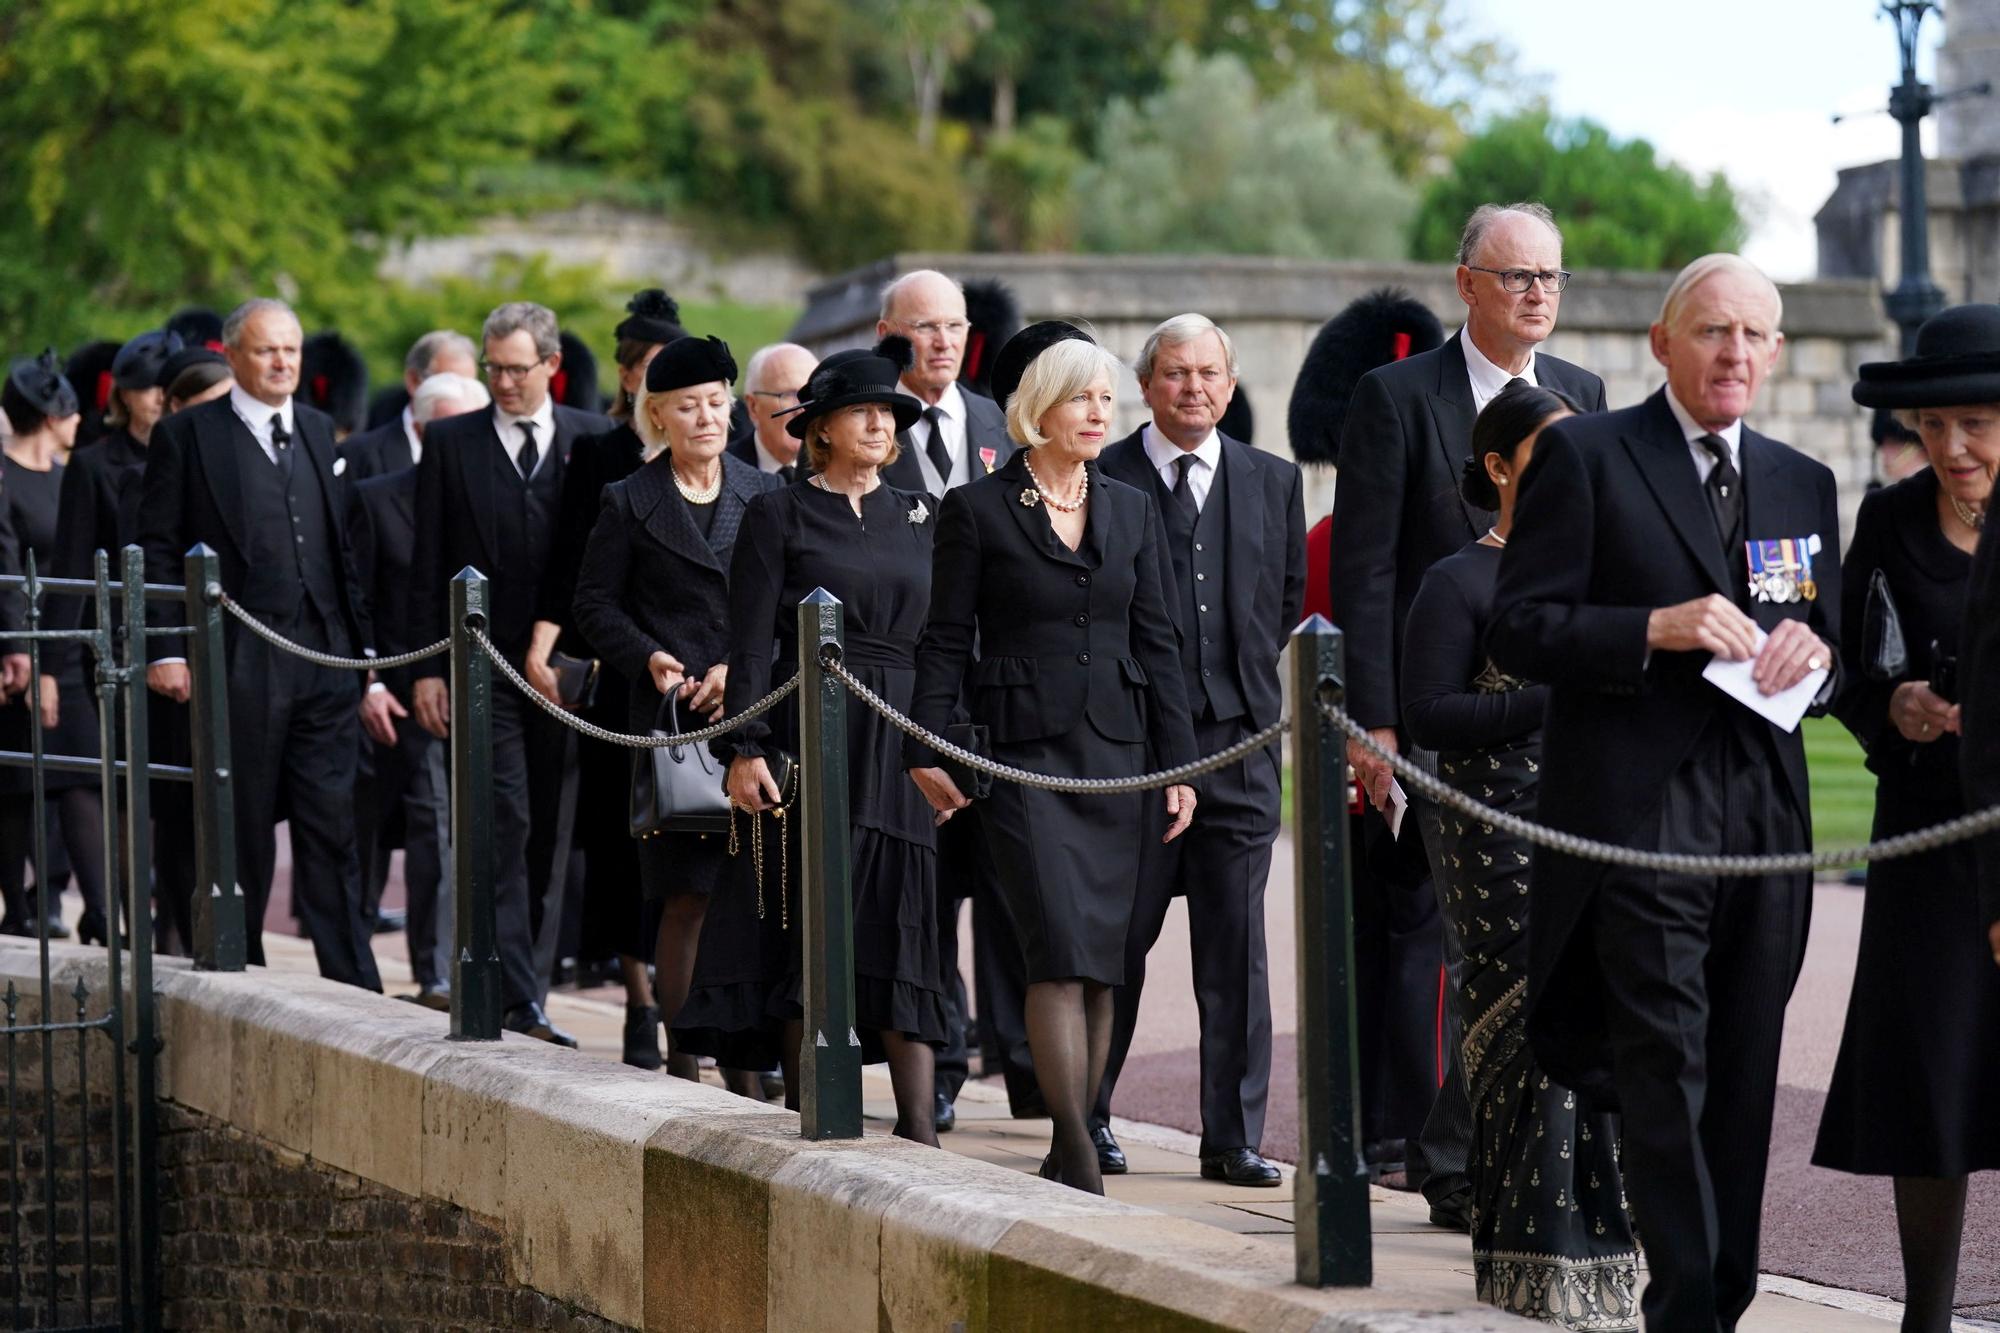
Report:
1093,1125,1126,1175
623,1005,662,1070
1199,1148,1282,1187
402,984,452,1012
1426,1180,1474,1233
372,909,407,936
502,1002,579,1049
935,1092,957,1133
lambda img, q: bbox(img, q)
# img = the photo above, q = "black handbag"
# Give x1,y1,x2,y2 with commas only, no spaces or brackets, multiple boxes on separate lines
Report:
549,651,600,711
629,695,731,838
1861,568,1908,681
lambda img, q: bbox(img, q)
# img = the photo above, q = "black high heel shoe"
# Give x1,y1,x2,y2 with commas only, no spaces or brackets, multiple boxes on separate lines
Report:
75,909,107,947
1038,1154,1062,1184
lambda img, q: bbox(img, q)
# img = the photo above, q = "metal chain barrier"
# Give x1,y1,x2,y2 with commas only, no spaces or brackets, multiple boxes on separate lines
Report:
1316,692,2000,875
472,625,799,747
824,654,1283,792
221,594,449,671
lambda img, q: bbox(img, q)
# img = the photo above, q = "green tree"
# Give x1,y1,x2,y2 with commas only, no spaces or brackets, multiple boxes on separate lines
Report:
1411,112,1746,270
1074,49,1413,261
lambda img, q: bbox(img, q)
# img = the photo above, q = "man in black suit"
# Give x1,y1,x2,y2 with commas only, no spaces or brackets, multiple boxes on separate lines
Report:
1330,202,1606,1214
409,302,612,1043
137,298,381,989
350,372,490,1007
729,342,816,478
1095,314,1305,1185
876,267,1033,1128
1491,255,1840,1329
337,329,479,482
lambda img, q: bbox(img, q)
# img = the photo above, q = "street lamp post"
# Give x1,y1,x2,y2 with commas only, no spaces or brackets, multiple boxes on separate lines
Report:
1883,1,1946,355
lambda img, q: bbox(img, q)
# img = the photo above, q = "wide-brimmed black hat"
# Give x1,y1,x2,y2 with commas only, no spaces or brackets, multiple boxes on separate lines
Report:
615,289,685,346
6,349,80,419
1853,303,2000,409
646,335,737,394
111,329,184,390
782,336,922,440
988,320,1093,413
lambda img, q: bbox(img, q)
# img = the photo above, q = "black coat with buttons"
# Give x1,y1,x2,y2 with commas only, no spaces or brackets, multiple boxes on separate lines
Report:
907,449,1197,769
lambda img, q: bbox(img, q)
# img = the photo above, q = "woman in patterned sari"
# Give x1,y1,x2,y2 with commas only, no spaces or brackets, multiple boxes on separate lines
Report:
1401,381,1637,1330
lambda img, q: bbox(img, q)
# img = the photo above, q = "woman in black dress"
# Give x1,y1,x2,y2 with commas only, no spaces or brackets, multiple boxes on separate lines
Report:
0,351,109,944
1822,307,2000,1331
719,336,950,1144
572,335,782,1087
907,323,1197,1191
1401,382,1637,1330
533,289,684,1068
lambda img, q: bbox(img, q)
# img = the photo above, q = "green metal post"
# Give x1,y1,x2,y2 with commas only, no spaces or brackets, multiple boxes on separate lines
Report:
449,569,501,1041
797,589,860,1139
121,545,162,1327
1290,615,1371,1286
184,544,244,970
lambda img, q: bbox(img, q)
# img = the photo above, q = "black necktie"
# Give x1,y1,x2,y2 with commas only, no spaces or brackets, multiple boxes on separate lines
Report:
517,420,540,479
269,415,292,476
1171,454,1200,521
922,406,951,493
1697,432,1742,551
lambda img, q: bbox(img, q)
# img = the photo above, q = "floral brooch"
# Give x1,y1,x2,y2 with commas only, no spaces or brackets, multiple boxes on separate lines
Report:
908,501,928,525
1018,487,1041,508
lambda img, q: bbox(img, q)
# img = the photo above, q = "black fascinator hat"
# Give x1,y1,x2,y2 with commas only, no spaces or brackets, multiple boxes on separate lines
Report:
783,335,923,440
1853,303,2000,409
987,320,1093,414
111,329,184,392
5,349,81,421
646,335,738,394
615,289,685,346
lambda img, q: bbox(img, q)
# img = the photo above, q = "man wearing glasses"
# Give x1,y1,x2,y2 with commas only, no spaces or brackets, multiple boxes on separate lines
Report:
731,342,818,478
1327,202,1606,1224
874,269,1014,497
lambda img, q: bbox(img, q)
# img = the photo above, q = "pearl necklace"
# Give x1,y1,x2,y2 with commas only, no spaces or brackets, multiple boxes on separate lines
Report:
1949,493,1984,531
672,463,721,505
1025,456,1089,513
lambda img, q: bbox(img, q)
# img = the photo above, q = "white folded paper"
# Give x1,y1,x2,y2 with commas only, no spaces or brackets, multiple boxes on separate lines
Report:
1386,778,1409,840
1700,630,1827,734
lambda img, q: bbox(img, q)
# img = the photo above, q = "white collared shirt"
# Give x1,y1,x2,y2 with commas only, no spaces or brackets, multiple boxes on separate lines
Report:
898,379,967,491
400,404,423,467
1141,424,1222,512
229,384,295,466
1459,327,1538,413
752,433,792,474
493,396,556,478
1664,388,1744,481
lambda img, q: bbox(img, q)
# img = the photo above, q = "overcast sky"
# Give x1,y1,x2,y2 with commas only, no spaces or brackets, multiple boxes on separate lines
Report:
1457,0,1959,279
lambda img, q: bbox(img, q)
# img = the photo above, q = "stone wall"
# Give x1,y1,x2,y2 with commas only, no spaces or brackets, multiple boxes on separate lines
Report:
793,253,1895,543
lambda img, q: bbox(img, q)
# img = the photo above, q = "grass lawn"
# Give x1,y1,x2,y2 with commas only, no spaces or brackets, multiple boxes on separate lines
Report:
1803,715,1875,866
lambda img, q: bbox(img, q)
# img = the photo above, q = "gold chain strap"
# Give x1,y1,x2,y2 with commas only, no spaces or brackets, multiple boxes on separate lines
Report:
726,762,796,930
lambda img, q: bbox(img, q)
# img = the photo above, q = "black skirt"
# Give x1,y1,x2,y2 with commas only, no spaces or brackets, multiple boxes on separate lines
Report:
0,677,101,794
1813,783,2000,1176
668,806,788,1070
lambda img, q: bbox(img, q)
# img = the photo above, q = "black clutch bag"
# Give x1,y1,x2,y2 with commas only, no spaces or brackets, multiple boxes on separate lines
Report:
549,650,600,711
629,696,731,838
1861,568,1908,681
941,722,993,801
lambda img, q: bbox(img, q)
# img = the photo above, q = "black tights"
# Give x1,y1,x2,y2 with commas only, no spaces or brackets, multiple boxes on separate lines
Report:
651,895,771,1098
779,1019,938,1146
0,791,107,926
1025,978,1111,1194
1894,1174,1967,1332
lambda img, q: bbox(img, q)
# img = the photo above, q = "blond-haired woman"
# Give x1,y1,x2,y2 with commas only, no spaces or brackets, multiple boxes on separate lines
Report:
572,335,782,1083
906,322,1197,1191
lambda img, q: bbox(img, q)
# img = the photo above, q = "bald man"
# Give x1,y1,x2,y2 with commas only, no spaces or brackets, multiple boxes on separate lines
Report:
875,269,1013,497
730,342,817,478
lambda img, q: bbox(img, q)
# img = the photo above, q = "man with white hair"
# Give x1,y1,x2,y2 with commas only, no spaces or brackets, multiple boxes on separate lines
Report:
729,342,816,477
875,269,1013,495
338,329,480,481
1491,254,1840,1329
1094,313,1305,1186
350,370,489,1006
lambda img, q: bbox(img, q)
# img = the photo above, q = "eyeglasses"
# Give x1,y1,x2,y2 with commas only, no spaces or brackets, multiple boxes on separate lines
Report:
746,389,801,405
481,358,549,381
1465,266,1571,294
899,319,969,339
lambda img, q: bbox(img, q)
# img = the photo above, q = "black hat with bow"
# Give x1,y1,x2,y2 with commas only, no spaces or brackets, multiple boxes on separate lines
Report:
782,336,923,440
5,349,80,420
110,329,185,392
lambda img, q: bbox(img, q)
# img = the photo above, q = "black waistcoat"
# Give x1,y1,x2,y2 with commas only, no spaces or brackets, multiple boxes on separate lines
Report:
488,433,562,649
232,417,344,645
1158,459,1247,724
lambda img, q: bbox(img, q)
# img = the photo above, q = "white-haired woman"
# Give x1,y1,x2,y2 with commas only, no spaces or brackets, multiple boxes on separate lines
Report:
906,322,1198,1192
572,335,783,1086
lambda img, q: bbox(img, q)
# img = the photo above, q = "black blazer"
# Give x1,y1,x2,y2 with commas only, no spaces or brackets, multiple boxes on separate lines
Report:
47,430,149,670
137,395,371,659
348,467,419,695
1962,514,2000,928
410,402,610,676
536,422,645,655
1097,427,1307,732
881,387,1015,493
1488,390,1842,1004
336,414,416,485
906,450,1197,768
1329,332,1606,729
570,452,780,732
